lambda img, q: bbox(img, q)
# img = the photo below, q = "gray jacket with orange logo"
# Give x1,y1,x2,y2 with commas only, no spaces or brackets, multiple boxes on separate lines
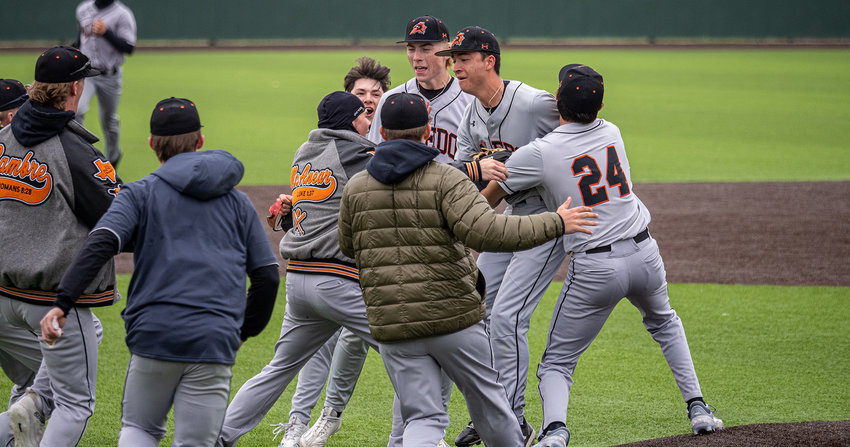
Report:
279,128,374,281
0,100,120,306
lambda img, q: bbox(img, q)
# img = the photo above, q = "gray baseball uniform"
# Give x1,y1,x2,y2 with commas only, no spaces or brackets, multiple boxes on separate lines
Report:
455,80,562,423
368,76,473,163
499,119,704,430
75,0,136,165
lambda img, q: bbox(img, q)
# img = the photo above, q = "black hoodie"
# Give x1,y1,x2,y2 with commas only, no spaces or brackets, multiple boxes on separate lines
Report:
366,139,439,184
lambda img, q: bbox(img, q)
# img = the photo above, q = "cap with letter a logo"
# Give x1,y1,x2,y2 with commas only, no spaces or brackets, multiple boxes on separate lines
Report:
435,26,500,56
397,15,450,43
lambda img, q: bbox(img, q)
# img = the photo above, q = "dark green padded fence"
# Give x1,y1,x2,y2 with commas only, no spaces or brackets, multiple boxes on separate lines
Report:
2,0,848,42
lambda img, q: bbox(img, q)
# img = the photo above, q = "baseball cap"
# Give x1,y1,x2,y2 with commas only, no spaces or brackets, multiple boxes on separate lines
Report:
397,15,450,43
317,91,366,130
0,79,28,111
34,46,101,83
556,64,604,114
150,97,202,136
380,93,429,130
435,26,500,56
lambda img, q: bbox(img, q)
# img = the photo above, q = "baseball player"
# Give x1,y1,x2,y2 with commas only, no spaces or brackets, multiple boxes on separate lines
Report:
0,45,119,447
74,0,136,166
218,92,396,447
273,57,391,447
338,92,597,447
481,64,723,446
40,97,280,446
437,26,561,446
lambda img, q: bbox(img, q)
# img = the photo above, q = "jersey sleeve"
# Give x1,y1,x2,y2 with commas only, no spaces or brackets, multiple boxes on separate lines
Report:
532,91,560,138
62,133,121,229
116,6,137,46
454,103,477,162
499,143,545,195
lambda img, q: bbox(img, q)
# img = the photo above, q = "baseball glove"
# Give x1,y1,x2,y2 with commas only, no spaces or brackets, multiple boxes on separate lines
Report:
470,147,512,164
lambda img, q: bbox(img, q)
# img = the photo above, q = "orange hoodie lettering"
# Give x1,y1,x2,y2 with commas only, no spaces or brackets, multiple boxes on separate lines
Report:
0,144,53,205
290,163,337,205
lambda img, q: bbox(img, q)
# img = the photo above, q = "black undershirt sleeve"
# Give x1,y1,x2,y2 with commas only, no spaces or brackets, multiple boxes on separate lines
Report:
240,264,280,341
54,229,120,315
102,28,135,54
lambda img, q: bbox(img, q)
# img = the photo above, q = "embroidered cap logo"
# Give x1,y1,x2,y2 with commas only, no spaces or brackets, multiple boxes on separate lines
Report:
410,21,427,35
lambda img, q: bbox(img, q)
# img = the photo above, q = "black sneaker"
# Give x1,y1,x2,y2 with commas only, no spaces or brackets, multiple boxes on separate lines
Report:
520,418,536,447
454,421,481,446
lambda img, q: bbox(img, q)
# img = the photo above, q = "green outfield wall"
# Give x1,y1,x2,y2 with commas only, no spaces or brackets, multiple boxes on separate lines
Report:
2,0,848,43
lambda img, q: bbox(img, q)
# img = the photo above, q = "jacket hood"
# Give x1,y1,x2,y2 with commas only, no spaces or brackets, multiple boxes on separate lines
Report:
366,139,439,184
152,150,244,200
11,101,76,147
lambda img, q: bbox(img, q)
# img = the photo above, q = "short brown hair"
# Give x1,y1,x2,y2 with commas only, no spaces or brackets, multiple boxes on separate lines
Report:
150,130,201,162
383,125,428,142
343,57,391,93
27,80,74,109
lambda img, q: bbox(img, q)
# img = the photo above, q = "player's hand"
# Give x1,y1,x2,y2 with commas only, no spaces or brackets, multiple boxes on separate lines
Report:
39,307,66,346
556,197,598,235
267,194,293,229
92,18,108,36
479,158,508,182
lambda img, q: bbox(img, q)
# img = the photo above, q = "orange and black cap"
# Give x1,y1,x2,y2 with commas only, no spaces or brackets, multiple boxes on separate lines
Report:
380,93,429,130
150,97,202,136
397,15,450,43
0,79,28,111
556,64,604,114
435,26,500,56
34,46,101,83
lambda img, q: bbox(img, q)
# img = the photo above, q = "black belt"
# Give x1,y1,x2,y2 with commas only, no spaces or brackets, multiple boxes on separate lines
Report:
586,228,650,254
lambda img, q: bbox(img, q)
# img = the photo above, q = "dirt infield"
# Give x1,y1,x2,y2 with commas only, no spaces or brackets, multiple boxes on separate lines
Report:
120,180,848,286
113,181,850,445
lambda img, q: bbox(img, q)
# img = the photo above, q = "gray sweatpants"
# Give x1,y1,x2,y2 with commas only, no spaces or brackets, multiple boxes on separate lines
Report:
537,236,703,429
218,272,382,446
478,236,566,421
0,299,98,447
0,316,41,408
380,322,523,447
75,68,123,164
118,355,232,447
288,328,368,423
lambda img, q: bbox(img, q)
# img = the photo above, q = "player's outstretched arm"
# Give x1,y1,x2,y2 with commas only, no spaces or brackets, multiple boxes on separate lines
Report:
480,180,508,208
556,197,598,235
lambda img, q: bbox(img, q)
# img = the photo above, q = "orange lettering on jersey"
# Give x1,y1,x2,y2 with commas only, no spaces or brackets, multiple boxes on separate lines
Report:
0,144,53,205
451,32,465,47
93,159,116,183
410,21,427,35
293,208,307,235
290,163,337,205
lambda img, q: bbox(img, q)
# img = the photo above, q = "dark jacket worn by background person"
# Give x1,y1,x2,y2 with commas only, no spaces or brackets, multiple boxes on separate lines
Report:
338,139,566,343
0,100,120,305
55,150,279,364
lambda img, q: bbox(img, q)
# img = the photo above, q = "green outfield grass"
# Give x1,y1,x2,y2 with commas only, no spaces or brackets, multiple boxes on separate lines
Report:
2,48,849,184
1,280,847,446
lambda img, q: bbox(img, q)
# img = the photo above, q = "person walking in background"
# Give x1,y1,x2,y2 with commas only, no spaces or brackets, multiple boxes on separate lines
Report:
74,0,136,167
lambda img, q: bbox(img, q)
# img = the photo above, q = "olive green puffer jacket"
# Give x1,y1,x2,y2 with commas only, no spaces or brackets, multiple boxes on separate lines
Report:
338,142,564,342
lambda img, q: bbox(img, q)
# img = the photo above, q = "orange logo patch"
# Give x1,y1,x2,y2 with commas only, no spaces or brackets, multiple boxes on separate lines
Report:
0,144,53,205
410,21,427,35
290,163,337,205
451,32,465,47
93,159,117,183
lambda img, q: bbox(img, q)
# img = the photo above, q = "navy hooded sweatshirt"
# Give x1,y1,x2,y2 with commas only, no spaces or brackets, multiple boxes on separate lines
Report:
55,150,278,364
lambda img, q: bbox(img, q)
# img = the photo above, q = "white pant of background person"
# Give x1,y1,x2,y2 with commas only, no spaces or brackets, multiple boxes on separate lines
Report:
537,236,704,429
0,299,98,447
75,68,123,164
118,355,232,446
288,328,368,424
380,322,523,447
478,198,568,423
219,272,393,446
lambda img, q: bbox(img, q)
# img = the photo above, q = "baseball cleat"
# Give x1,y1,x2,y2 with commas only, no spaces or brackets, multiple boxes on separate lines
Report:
454,421,481,446
436,440,451,447
271,414,309,447
299,407,342,447
520,417,536,447
537,426,570,447
8,390,45,447
688,401,724,435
